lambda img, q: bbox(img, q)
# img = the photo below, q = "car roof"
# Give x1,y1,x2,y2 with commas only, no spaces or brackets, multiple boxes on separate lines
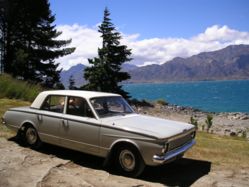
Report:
31,90,120,109
41,90,119,98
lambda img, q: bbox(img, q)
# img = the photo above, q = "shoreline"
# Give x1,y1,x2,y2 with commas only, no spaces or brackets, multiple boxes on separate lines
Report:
124,78,249,85
124,80,249,114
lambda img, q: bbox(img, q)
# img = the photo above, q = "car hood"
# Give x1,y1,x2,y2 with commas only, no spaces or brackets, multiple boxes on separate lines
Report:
101,114,194,139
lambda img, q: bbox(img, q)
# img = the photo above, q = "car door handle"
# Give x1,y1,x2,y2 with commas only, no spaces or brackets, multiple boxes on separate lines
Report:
37,114,43,121
62,119,68,128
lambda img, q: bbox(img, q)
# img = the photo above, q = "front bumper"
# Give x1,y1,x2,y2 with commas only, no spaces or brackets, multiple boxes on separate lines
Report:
152,139,196,164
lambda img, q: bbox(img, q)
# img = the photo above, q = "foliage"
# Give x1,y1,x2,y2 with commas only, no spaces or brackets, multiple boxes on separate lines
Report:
242,131,247,138
83,8,131,98
156,99,168,106
0,98,31,138
0,0,75,88
205,114,213,131
189,116,198,129
129,98,153,107
0,74,43,101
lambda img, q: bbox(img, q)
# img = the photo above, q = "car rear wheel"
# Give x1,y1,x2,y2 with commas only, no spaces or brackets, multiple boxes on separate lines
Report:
25,126,42,149
115,145,145,177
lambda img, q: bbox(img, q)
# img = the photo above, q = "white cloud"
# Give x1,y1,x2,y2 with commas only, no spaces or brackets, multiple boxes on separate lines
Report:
56,24,249,70
56,24,101,70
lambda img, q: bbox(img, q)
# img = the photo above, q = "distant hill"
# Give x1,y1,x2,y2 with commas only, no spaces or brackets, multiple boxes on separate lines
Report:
60,63,138,88
122,63,138,71
60,45,249,86
60,64,86,88
129,44,249,82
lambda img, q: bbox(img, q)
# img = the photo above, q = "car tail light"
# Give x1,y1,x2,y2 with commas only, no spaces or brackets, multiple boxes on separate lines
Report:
1,117,6,125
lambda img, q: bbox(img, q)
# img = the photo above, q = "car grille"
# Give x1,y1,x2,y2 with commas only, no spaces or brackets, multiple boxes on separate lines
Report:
168,132,193,151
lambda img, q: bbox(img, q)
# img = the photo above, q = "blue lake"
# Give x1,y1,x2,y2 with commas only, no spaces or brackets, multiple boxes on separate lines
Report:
123,80,249,113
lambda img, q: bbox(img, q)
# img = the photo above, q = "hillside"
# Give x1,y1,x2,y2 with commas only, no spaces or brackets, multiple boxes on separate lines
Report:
60,63,137,88
129,44,249,82
60,44,249,86
60,64,87,88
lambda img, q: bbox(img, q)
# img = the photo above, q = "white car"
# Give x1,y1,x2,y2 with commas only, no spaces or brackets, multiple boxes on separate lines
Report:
2,90,196,177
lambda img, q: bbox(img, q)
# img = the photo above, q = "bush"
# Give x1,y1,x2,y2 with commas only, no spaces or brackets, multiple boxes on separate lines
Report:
205,114,213,132
156,99,168,106
129,98,153,107
0,74,44,102
189,116,198,129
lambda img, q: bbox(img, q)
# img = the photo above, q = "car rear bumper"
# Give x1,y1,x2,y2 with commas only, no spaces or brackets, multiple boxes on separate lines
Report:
152,139,196,164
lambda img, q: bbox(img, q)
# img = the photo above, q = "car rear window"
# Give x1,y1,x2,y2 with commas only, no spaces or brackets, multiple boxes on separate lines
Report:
41,95,65,113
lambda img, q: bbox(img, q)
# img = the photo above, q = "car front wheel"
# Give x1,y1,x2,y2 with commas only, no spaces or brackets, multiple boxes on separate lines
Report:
115,145,145,177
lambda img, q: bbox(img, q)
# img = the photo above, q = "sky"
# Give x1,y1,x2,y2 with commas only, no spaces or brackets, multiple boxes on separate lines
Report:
50,0,249,70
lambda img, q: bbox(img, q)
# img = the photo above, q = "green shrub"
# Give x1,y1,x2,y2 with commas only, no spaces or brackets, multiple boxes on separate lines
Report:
129,98,153,107
189,116,198,129
205,114,213,132
0,74,43,102
242,131,247,139
156,99,168,106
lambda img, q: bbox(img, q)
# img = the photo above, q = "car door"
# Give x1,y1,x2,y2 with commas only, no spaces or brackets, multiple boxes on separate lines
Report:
38,95,65,145
60,96,100,155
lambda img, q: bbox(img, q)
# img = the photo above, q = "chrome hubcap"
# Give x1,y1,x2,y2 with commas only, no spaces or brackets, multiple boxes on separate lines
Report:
26,128,37,145
119,149,135,171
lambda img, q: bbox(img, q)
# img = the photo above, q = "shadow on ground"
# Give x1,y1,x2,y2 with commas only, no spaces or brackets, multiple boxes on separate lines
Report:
10,137,211,187
141,159,211,187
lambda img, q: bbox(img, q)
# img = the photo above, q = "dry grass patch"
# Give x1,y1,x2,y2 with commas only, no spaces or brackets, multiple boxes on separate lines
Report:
186,131,249,168
0,99,30,138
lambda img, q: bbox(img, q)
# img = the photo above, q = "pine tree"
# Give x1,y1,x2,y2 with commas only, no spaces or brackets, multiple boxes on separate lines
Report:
0,0,3,73
0,0,75,88
83,8,131,98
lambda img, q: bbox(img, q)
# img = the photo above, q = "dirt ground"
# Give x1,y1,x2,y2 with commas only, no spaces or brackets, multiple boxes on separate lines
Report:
0,137,249,187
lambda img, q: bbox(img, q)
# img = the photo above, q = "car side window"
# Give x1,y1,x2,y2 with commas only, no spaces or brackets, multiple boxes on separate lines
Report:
66,96,95,118
41,95,65,113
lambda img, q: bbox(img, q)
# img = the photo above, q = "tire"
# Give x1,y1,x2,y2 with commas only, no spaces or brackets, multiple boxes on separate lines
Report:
115,145,145,177
24,126,42,149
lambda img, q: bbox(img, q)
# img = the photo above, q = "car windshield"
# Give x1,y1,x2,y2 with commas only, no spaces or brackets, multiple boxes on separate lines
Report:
90,96,134,118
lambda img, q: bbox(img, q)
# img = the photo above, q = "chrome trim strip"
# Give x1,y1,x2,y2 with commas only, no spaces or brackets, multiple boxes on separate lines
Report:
8,109,158,140
167,128,196,142
152,139,196,164
9,108,101,126
102,134,155,142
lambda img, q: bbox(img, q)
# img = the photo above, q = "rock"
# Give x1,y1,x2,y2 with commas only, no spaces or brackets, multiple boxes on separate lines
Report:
240,115,249,120
230,131,237,136
135,102,249,139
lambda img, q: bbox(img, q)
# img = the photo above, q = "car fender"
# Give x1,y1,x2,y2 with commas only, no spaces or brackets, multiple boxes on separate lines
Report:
20,120,38,131
103,138,142,167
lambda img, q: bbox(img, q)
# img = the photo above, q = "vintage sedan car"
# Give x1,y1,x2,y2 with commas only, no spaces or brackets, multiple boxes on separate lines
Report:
2,90,196,177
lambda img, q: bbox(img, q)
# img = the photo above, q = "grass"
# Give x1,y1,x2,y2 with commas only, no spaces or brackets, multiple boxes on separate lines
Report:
186,131,249,168
0,99,249,169
0,74,43,102
0,98,30,137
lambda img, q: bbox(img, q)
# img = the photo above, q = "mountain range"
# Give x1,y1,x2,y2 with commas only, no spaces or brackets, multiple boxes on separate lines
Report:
60,63,137,88
60,44,249,87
